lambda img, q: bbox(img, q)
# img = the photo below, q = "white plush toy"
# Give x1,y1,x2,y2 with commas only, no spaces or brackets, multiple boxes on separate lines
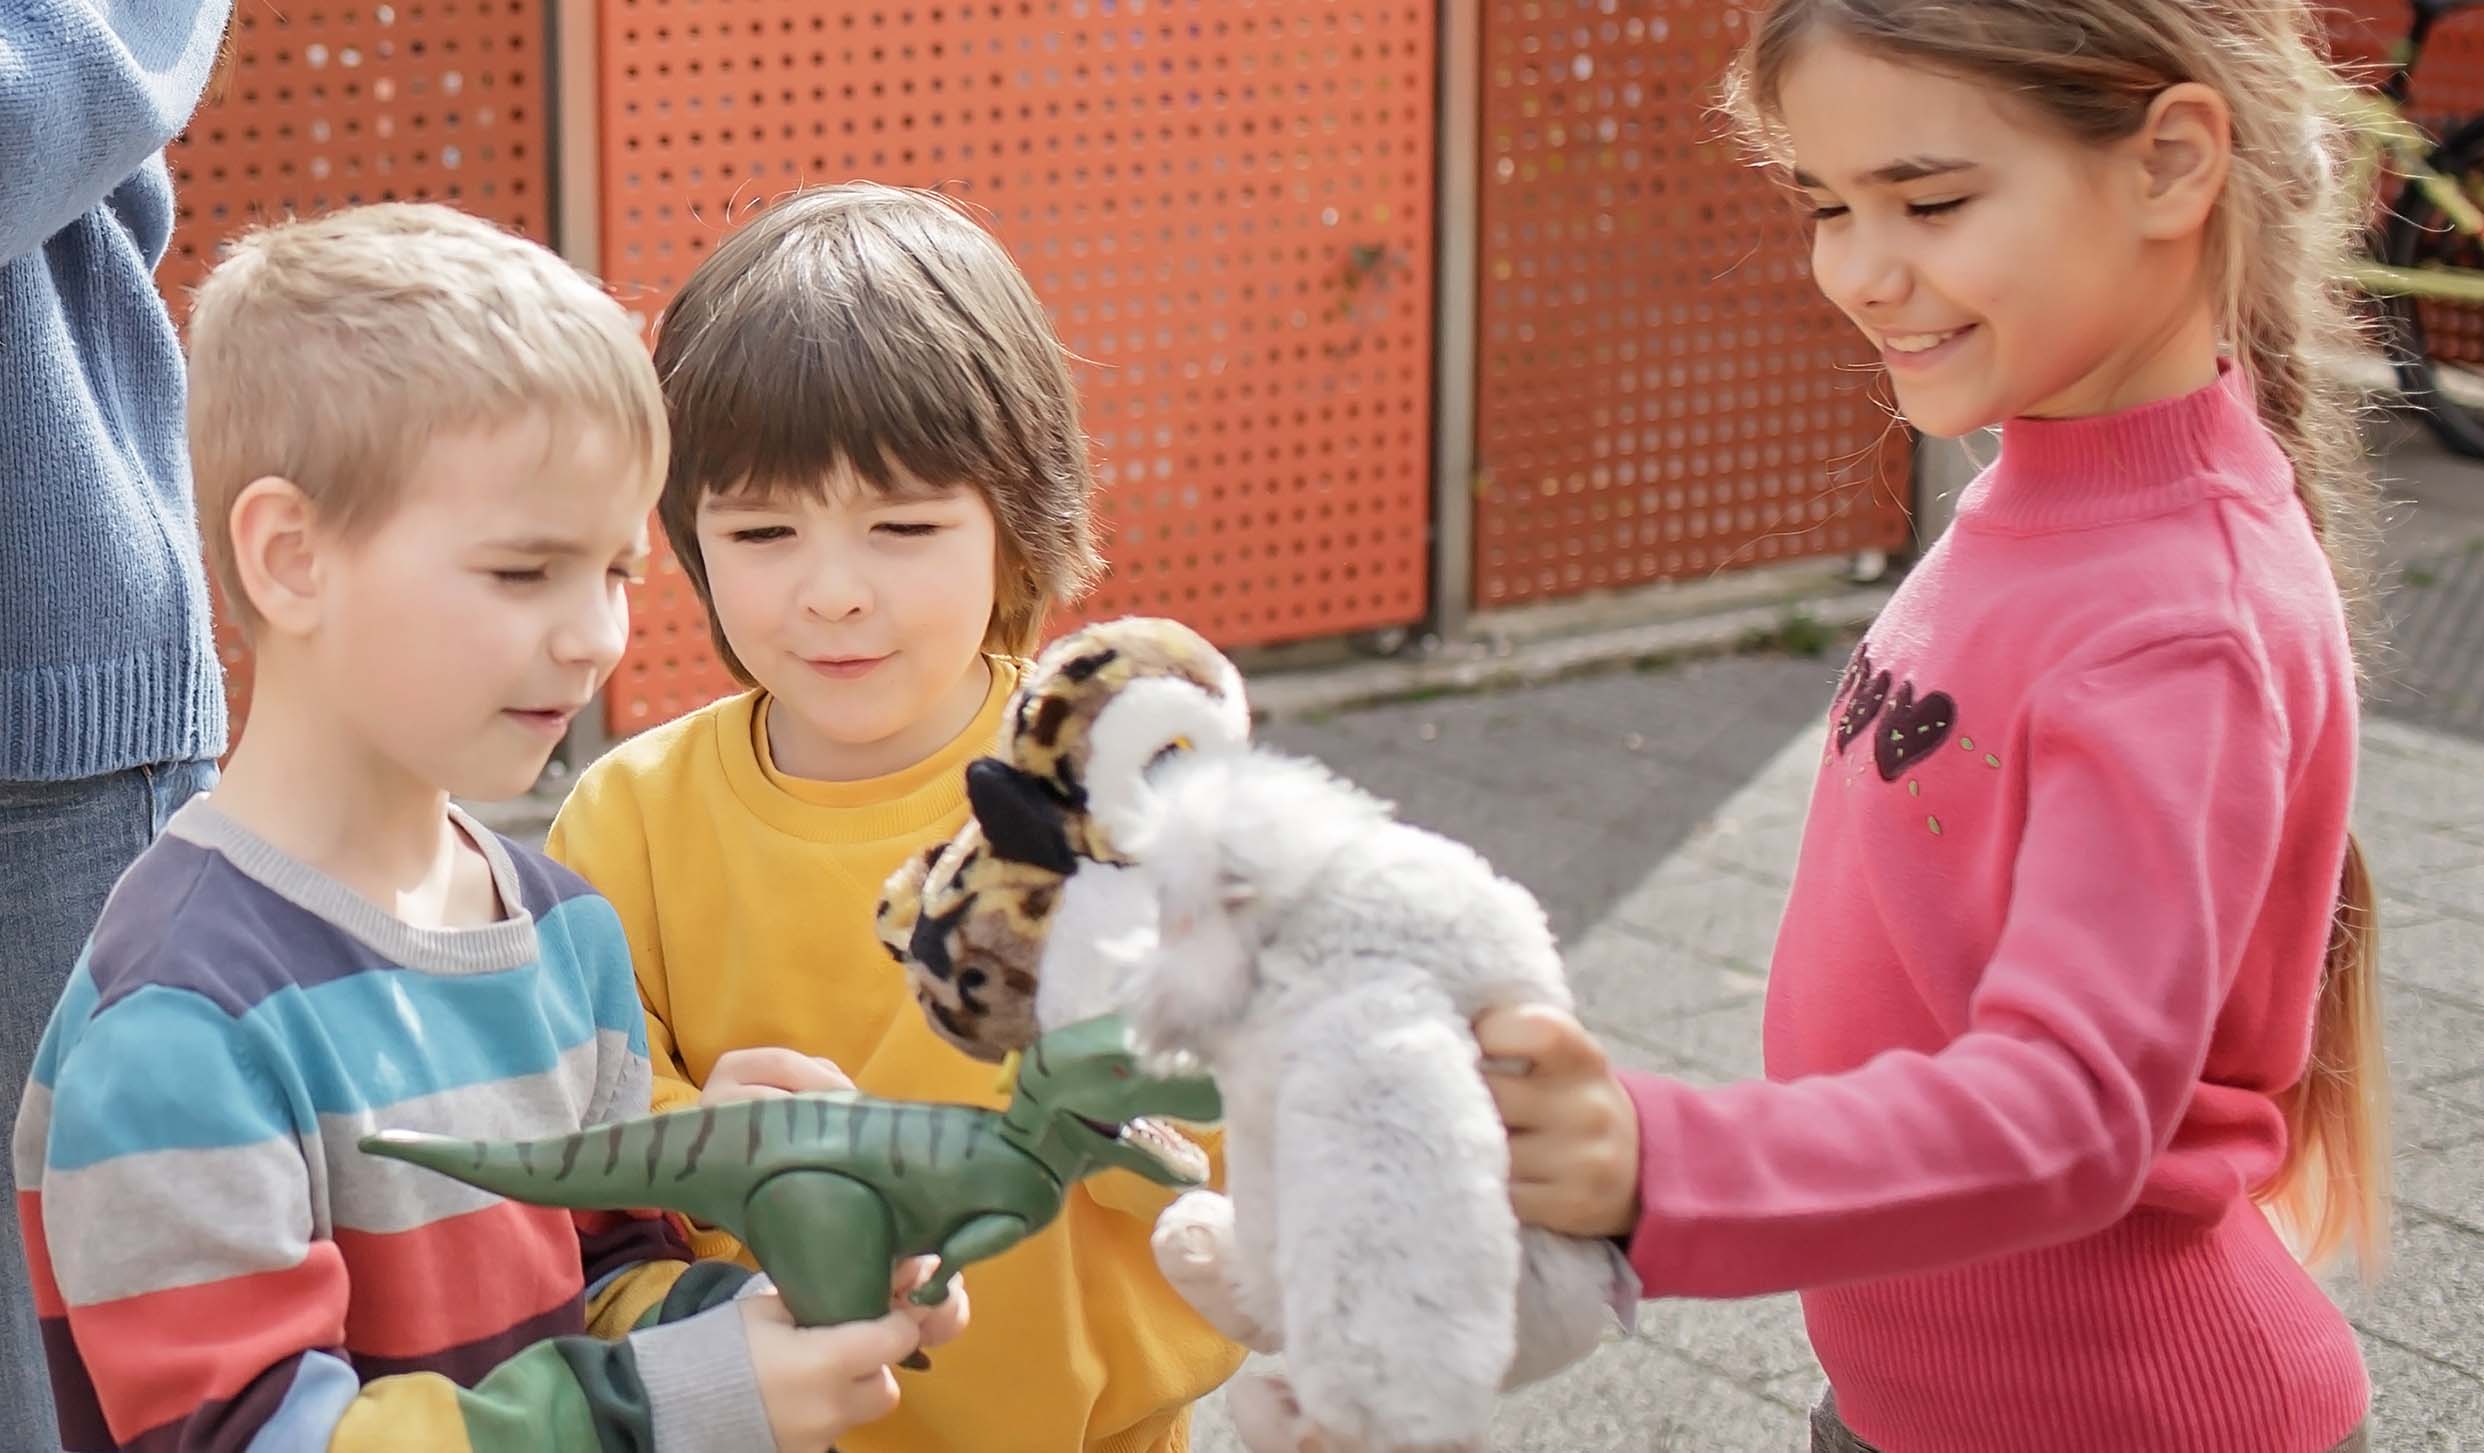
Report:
1097,746,1640,1453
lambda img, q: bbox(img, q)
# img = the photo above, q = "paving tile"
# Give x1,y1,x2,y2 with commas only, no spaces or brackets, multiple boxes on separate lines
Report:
1761,1366,1827,1416
1683,803,1814,886
1535,654,1842,769
1641,995,1771,1082
1640,1291,1821,1390
1607,857,1793,975
1188,1325,1810,1453
2384,916,2484,1008
2403,860,2484,924
1565,920,1768,1044
2398,1080,2484,1153
1490,1333,1809,1453
2361,814,2484,881
2397,1141,2484,1232
2382,979,2484,1090
2353,738,2484,830
2339,1211,2484,1380
2360,1334,2484,1452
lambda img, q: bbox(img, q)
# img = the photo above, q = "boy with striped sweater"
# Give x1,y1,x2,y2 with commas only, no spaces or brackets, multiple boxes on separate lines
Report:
11,203,963,1453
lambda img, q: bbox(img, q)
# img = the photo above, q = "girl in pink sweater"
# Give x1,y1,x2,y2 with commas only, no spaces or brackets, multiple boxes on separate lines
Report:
1479,4,2390,1451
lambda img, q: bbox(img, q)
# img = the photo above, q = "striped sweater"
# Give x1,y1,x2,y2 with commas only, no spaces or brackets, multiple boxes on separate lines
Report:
12,800,775,1452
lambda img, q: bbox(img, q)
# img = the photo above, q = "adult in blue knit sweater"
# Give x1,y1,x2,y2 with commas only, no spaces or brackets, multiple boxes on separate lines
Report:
1,1,236,1443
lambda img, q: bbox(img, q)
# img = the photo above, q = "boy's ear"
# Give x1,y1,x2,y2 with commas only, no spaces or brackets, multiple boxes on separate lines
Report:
2132,81,2232,242
227,475,324,634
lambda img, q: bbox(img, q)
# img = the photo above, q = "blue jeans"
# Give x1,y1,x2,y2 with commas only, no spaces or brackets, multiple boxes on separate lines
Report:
0,760,215,1452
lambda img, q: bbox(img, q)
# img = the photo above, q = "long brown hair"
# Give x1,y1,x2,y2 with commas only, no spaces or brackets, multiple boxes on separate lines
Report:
1726,0,2391,1276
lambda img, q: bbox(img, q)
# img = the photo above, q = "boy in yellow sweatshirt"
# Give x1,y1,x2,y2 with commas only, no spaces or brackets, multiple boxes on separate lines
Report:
545,183,1243,1453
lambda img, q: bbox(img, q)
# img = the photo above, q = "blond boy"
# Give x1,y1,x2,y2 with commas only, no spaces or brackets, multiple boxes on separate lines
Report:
13,202,958,1453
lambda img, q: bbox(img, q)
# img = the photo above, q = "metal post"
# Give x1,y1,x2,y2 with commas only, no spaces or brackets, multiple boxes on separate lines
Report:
551,0,617,773
549,0,601,280
1427,0,1482,642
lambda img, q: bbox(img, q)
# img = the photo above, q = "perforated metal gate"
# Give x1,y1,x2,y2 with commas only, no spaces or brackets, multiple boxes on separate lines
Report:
155,1,2463,751
1470,0,1912,610
166,0,555,746
593,0,1440,732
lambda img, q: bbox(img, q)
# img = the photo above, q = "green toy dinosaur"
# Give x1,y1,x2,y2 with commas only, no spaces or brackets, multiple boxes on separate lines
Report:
361,1013,1220,1333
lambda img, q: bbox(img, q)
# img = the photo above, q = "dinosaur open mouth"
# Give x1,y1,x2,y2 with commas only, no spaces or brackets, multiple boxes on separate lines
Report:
1077,1114,1209,1181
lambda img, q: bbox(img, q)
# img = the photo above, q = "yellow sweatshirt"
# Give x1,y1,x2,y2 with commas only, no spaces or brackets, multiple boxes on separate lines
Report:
545,664,1244,1453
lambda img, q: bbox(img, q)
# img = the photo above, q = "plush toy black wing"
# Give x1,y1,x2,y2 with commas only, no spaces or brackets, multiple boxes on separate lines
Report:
965,758,1080,876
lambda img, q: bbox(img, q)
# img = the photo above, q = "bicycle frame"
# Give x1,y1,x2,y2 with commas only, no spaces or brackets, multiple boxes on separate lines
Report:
2350,27,2484,305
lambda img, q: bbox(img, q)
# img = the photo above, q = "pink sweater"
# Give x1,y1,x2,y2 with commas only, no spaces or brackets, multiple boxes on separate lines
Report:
1618,365,2367,1453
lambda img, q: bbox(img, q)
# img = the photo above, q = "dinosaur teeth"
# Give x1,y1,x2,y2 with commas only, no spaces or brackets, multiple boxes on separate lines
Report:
1122,1116,1209,1182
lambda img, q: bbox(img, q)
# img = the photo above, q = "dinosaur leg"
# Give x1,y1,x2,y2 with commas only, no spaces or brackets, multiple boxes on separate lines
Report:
1227,1372,1323,1453
912,1212,1029,1306
1151,1190,1280,1354
742,1169,923,1341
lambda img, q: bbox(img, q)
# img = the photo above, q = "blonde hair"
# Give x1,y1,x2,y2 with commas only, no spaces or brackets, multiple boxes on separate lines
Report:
650,183,1103,673
1727,0,2391,1276
187,202,668,631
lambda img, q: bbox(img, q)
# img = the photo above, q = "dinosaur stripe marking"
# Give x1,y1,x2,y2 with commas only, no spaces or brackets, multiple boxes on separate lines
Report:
558,1133,583,1181
928,1111,944,1163
605,1123,625,1175
643,1115,669,1183
679,1113,714,1181
516,1141,535,1175
888,1107,906,1176
747,1106,763,1162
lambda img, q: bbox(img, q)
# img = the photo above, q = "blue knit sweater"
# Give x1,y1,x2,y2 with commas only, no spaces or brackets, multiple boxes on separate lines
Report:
2,0,232,780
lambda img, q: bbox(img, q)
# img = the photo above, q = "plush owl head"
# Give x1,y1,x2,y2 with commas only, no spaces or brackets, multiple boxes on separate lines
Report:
876,616,1251,1062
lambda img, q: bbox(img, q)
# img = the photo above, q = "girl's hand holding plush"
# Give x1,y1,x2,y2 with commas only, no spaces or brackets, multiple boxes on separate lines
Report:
1476,1004,1644,1241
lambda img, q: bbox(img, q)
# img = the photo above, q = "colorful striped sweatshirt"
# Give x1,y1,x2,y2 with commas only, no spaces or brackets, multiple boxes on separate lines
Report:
12,799,775,1452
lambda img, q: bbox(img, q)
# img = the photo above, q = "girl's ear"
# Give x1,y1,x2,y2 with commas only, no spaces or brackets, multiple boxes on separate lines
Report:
2132,81,2233,243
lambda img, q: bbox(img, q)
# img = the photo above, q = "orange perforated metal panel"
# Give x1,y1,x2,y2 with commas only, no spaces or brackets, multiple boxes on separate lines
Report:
163,0,555,747
2335,2,2484,365
596,0,1438,732
1473,1,1911,609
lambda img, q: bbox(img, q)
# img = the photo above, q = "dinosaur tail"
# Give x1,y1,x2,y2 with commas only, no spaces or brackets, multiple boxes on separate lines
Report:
359,1104,748,1226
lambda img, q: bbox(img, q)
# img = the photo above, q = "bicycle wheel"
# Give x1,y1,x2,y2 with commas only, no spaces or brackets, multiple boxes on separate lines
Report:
2380,114,2484,459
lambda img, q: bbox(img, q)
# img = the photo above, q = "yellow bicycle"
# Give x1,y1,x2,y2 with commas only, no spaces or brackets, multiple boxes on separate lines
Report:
2354,0,2484,457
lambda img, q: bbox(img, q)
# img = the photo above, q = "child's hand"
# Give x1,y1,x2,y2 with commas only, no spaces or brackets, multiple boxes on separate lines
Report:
701,1047,854,1105
891,1254,972,1349
737,1293,923,1451
1475,1004,1643,1241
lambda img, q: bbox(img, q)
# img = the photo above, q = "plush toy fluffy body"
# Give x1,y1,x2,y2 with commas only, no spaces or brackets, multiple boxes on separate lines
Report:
1105,747,1636,1453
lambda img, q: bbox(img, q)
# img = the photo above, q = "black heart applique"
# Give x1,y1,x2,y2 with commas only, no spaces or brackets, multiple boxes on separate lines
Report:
1836,668,1891,754
1875,684,1956,781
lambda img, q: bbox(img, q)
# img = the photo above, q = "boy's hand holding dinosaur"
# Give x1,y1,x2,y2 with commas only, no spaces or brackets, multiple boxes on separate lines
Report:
1475,1004,1644,1241
704,1052,967,1449
740,1255,970,1451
